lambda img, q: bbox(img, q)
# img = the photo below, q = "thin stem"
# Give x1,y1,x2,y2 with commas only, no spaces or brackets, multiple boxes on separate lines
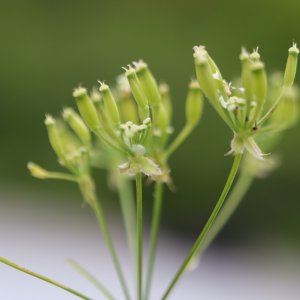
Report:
93,127,130,157
68,259,116,300
136,172,143,300
92,200,132,300
191,169,253,261
116,174,137,285
46,172,78,182
160,154,242,300
0,256,93,300
165,124,194,159
144,105,160,146
144,182,164,300
257,89,285,127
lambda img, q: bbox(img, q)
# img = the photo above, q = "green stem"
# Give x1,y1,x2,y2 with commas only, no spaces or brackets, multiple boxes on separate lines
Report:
257,89,285,127
136,172,143,300
144,105,160,146
116,174,137,285
93,128,130,157
165,124,194,159
160,154,242,300
0,256,92,300
46,172,78,182
191,169,253,262
144,182,164,300
68,259,116,300
92,200,132,300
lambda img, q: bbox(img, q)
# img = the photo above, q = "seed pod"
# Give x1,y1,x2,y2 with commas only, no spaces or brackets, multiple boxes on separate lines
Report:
251,62,267,104
125,67,148,111
63,107,91,148
99,83,120,126
239,49,253,103
134,60,161,107
284,43,299,88
73,87,100,130
250,47,260,62
159,82,172,124
44,115,65,157
27,162,49,179
120,96,140,125
194,50,219,106
185,80,203,126
157,104,169,132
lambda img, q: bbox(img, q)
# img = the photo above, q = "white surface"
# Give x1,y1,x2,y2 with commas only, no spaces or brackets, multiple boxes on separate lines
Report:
1,185,300,300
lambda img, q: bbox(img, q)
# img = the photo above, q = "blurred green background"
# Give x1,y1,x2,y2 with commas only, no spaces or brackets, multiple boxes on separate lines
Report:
1,0,300,244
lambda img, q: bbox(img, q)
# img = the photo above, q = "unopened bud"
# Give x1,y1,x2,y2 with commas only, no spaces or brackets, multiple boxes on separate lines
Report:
63,107,91,148
186,80,203,126
194,51,219,106
124,66,149,114
284,42,299,88
134,60,161,107
44,115,65,157
250,47,260,62
157,104,169,131
73,87,100,130
99,82,120,126
251,62,267,103
120,96,140,125
159,82,172,124
239,48,253,103
27,162,49,179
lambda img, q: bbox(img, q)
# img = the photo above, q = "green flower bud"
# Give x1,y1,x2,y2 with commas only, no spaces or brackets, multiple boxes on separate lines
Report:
157,104,169,132
90,87,102,104
120,96,140,125
124,66,149,112
27,162,49,179
99,82,120,126
250,47,260,62
134,60,161,107
73,87,100,130
159,82,172,124
63,107,91,148
185,80,204,126
284,42,299,88
251,61,267,104
194,50,219,106
239,48,253,103
44,115,65,157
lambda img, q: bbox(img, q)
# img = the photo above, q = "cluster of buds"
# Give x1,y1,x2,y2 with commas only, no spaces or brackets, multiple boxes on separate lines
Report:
193,43,299,160
28,58,204,196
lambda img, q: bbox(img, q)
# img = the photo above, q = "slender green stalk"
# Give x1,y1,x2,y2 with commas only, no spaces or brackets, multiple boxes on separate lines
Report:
93,128,130,157
160,154,242,300
136,172,143,300
165,124,194,159
257,90,284,127
46,172,78,182
92,200,132,300
0,256,93,300
191,169,253,262
68,259,116,300
144,106,160,146
116,174,137,283
144,182,164,300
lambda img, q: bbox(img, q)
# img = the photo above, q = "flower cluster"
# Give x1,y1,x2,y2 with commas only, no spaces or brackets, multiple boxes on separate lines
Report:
193,43,299,160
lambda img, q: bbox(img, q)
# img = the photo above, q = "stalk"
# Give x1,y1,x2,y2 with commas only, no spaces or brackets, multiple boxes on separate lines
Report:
144,182,164,300
68,259,117,300
0,256,92,300
136,172,143,300
116,174,137,284
92,200,131,300
191,169,253,262
165,124,194,159
160,154,242,300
